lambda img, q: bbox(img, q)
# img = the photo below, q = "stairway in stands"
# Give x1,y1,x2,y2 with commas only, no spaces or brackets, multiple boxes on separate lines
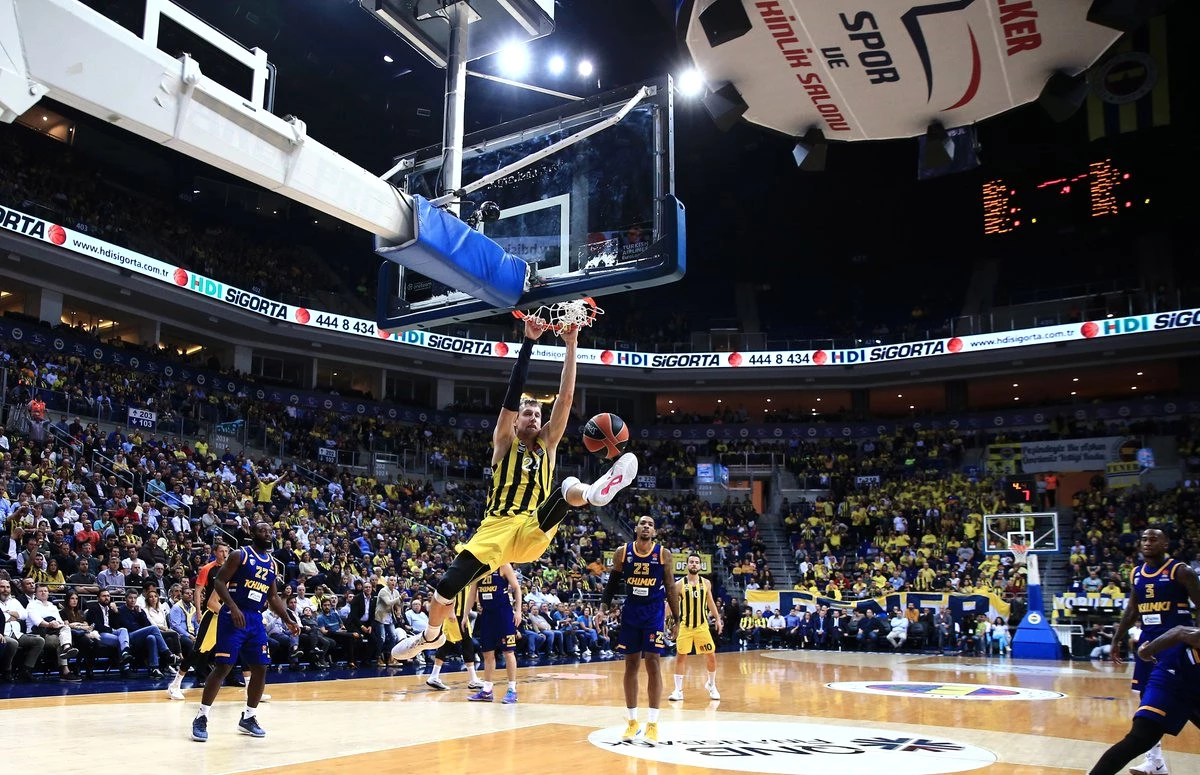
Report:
1039,505,1077,597
759,510,796,589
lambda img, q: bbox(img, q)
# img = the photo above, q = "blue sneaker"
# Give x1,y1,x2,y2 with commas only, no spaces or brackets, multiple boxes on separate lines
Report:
468,689,493,702
502,688,518,704
191,715,208,742
237,713,266,738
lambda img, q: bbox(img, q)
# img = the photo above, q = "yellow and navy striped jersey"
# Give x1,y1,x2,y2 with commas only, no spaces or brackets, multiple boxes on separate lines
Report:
487,436,553,517
678,575,710,629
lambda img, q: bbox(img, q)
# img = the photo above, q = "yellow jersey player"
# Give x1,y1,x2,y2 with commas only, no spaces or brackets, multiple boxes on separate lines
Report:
669,553,722,702
393,316,638,661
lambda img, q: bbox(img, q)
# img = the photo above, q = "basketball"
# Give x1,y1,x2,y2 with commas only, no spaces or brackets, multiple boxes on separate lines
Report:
582,412,629,459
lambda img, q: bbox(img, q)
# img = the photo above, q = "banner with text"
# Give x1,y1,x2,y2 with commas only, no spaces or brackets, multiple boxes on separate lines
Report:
1020,436,1134,473
4,202,1200,372
745,590,1010,622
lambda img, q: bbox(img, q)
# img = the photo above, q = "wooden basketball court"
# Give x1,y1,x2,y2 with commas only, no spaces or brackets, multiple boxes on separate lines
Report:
2,650,1196,774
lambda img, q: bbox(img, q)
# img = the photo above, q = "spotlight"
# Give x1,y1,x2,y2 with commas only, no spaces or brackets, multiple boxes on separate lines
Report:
699,0,753,47
701,82,748,132
548,55,566,75
1037,71,1089,122
578,59,594,78
921,122,955,169
677,68,705,98
497,43,531,78
792,128,828,172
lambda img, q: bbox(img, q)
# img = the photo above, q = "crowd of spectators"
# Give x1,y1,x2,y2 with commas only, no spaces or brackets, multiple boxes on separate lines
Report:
0,124,352,313
1063,482,1200,598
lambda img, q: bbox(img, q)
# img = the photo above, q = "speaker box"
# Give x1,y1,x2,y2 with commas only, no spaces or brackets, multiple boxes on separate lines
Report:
1038,72,1090,122
699,0,753,48
702,82,748,132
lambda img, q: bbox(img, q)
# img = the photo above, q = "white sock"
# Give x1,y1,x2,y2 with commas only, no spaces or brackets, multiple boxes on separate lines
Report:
169,672,183,689
626,707,638,721
197,704,211,719
673,674,684,691
430,664,441,680
507,681,517,691
243,705,256,719
707,671,717,687
482,681,494,692
467,664,478,682
647,708,660,723
424,624,442,641
1147,741,1164,765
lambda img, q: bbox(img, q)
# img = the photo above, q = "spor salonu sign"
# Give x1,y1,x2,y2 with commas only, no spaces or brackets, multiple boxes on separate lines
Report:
3,202,1199,370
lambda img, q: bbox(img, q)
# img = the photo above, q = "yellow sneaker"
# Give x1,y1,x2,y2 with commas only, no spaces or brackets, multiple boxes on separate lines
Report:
621,720,640,741
644,722,659,745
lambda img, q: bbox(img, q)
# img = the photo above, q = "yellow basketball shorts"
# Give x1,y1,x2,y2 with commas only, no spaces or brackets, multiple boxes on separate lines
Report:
443,614,470,644
457,512,558,571
676,624,716,655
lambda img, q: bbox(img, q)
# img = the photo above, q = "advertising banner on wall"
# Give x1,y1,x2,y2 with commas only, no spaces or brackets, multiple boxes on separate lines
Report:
4,202,1200,373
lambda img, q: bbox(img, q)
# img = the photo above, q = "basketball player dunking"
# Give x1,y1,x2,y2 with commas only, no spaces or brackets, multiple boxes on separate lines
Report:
604,515,680,745
191,523,298,742
1111,529,1200,775
393,317,638,661
669,552,722,702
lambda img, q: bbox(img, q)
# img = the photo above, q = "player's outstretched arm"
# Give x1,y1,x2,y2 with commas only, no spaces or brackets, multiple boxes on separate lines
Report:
1177,564,1200,610
602,545,626,614
1137,625,1200,662
542,324,578,448
494,317,547,462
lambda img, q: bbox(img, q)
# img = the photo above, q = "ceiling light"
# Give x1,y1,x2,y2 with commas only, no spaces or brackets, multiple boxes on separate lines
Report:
677,68,705,97
766,398,772,403
1071,391,1077,396
1131,386,1138,390
498,43,531,78
717,399,722,403
383,55,394,63
668,399,673,404
816,398,821,402
1012,383,1019,388
909,405,915,410
897,394,902,398
1014,397,1020,401
1072,377,1079,382
578,59,594,78
1136,371,1144,376
548,55,566,75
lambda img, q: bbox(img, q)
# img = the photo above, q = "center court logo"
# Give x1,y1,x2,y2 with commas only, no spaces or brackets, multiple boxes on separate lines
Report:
588,720,996,774
826,681,1065,700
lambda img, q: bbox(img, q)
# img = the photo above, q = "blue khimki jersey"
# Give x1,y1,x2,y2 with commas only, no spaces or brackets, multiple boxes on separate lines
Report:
1132,559,1194,638
622,542,666,628
225,547,277,615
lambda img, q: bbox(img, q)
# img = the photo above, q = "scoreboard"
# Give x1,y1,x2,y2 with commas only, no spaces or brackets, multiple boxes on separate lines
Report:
983,159,1149,236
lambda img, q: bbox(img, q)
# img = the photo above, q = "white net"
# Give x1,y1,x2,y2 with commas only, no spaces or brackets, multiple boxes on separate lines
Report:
1010,543,1030,566
526,298,603,333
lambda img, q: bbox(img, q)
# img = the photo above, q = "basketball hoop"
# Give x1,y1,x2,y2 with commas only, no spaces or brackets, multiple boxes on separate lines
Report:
513,296,602,335
1010,542,1030,566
